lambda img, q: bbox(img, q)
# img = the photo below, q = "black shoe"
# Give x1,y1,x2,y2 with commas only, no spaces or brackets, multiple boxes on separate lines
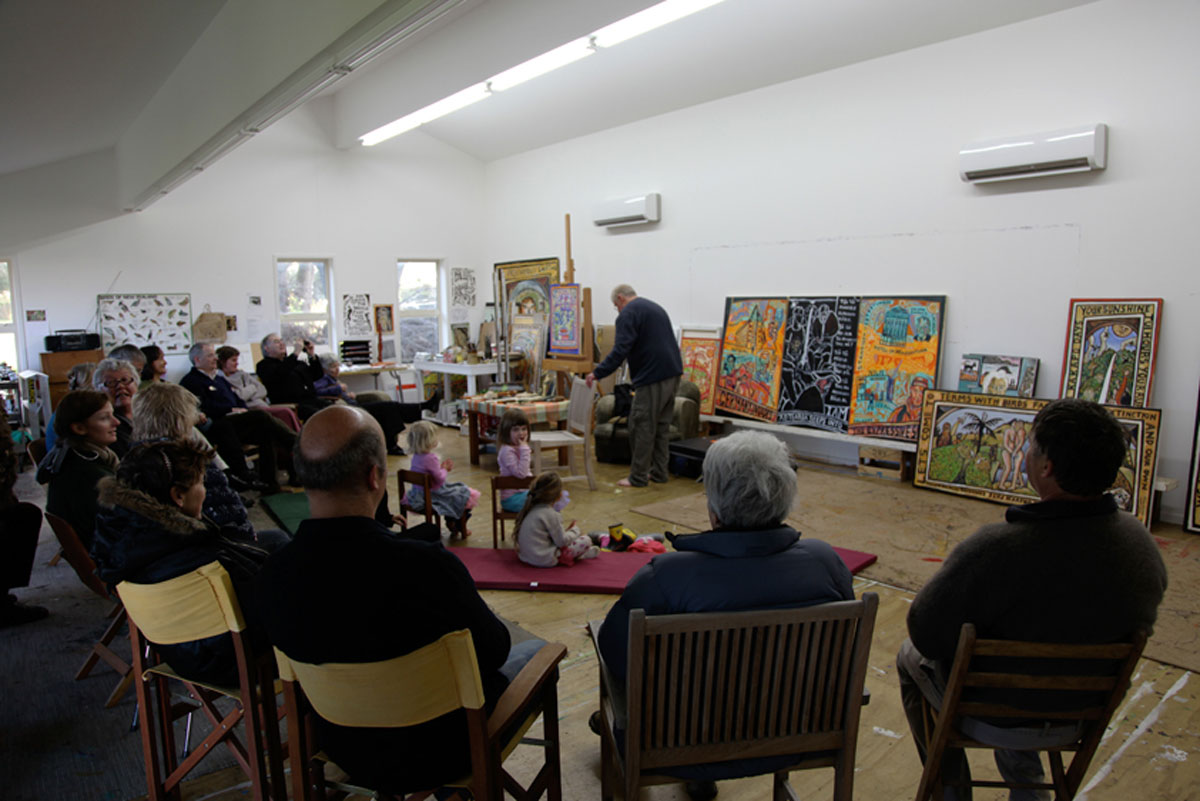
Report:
226,472,254,491
0,596,49,629
421,388,443,412
388,445,406,457
588,710,603,736
685,780,718,801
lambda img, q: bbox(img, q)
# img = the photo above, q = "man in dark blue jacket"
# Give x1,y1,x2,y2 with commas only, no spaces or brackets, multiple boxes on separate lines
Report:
595,431,854,800
587,284,683,487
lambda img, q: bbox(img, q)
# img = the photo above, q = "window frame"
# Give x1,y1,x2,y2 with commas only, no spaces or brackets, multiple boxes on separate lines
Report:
0,259,22,369
274,257,335,347
395,259,445,361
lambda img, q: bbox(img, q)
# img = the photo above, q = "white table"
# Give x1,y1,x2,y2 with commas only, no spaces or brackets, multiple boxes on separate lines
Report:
412,359,499,400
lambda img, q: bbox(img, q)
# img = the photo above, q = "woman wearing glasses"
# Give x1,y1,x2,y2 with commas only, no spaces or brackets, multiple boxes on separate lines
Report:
92,358,139,457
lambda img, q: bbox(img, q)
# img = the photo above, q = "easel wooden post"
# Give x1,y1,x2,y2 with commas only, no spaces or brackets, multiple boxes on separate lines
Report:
542,213,595,395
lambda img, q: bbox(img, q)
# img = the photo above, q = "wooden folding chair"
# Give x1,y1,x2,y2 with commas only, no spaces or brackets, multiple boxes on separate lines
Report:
490,474,532,548
914,623,1147,801
277,630,567,801
589,594,879,801
398,468,468,538
529,378,597,491
118,562,286,801
44,511,133,707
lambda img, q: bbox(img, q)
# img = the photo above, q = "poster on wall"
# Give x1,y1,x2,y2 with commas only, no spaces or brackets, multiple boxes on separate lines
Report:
342,293,372,337
373,304,394,334
1185,380,1200,534
776,296,859,432
847,295,945,441
451,267,476,308
98,293,192,353
1059,298,1162,407
679,328,722,416
914,390,1160,527
548,283,582,356
958,353,1039,398
714,297,789,423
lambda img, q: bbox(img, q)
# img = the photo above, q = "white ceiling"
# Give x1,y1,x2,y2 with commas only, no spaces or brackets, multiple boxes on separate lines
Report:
0,0,1098,185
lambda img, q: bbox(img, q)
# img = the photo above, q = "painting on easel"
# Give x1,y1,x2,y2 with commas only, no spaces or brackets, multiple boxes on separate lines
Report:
847,296,945,441
678,328,722,415
714,298,788,423
1059,298,1162,407
1186,379,1200,534
548,283,582,356
914,390,1160,527
776,296,859,433
509,314,547,391
495,258,560,321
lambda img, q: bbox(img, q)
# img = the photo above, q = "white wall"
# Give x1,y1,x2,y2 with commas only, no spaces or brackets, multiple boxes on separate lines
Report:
13,98,488,391
481,0,1200,521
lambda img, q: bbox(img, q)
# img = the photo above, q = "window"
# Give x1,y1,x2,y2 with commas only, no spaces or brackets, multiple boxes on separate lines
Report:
396,260,441,361
0,261,18,368
276,259,332,345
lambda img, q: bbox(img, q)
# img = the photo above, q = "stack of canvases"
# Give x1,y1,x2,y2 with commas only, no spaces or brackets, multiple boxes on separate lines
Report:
679,296,1175,530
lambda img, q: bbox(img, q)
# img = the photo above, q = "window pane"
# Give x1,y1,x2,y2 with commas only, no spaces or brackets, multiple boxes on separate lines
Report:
397,261,437,311
276,261,329,314
398,317,438,361
0,262,11,326
0,333,16,368
280,318,330,346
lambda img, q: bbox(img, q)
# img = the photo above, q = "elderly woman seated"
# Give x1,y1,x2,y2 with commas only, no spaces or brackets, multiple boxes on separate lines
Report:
92,357,139,456
594,430,855,801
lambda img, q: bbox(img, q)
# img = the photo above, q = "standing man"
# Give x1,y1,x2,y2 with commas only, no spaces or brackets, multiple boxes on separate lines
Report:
586,285,682,487
898,399,1167,800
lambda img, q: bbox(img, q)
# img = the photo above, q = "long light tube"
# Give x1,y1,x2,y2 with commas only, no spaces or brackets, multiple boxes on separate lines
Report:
359,0,728,147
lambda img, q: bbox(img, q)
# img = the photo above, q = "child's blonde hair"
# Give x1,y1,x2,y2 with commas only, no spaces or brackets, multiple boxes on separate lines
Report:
405,421,439,454
513,471,563,533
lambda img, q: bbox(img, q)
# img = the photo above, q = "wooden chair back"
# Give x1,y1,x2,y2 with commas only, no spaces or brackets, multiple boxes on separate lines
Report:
914,623,1148,801
565,377,597,436
490,474,532,548
398,468,440,531
117,562,285,801
44,511,108,600
26,437,47,467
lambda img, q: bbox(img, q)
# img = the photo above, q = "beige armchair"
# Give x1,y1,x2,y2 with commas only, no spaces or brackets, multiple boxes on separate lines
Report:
593,380,701,463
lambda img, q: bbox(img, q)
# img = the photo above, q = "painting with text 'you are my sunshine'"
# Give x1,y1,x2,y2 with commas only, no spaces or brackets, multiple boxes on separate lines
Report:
714,298,789,423
1059,298,1162,408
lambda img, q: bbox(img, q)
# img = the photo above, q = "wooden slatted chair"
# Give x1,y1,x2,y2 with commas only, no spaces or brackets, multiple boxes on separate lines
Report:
399,468,469,538
529,378,597,491
913,623,1147,801
118,562,286,801
588,593,878,801
490,474,533,548
276,631,567,801
44,511,133,707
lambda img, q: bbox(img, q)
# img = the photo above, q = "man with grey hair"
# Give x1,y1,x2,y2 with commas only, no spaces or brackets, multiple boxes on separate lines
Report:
93,357,139,456
586,285,682,487
107,344,147,375
255,406,538,792
594,429,854,800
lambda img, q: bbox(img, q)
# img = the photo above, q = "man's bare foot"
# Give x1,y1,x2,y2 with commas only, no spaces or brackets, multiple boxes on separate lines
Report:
617,478,633,487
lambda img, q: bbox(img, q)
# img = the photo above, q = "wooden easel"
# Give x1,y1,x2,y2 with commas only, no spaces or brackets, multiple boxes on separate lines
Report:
542,213,594,395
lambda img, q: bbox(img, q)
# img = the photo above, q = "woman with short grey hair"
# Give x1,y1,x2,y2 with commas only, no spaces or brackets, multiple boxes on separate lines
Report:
702,431,797,530
93,358,139,455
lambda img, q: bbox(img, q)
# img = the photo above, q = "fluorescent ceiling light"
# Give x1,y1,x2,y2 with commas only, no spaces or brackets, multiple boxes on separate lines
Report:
360,82,491,145
592,0,727,48
488,36,594,92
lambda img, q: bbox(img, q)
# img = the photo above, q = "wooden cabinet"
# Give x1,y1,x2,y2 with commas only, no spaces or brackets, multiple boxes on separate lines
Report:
41,349,105,410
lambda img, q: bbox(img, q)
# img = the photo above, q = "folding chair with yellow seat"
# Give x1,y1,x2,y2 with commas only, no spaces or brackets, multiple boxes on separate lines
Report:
588,594,879,801
913,623,1148,801
529,377,597,491
276,630,567,801
117,561,286,801
44,511,133,707
490,474,532,548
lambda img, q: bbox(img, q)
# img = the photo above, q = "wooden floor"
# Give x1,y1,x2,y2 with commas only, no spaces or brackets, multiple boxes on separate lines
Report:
169,423,1200,801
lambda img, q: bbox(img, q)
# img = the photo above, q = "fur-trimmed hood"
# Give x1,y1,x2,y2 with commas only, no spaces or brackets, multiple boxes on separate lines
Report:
96,476,209,537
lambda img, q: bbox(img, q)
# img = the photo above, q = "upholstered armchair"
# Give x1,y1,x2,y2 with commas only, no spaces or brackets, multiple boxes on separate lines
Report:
593,380,701,463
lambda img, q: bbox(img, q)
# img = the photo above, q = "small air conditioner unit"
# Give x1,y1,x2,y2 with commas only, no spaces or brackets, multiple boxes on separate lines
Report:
593,193,660,227
959,124,1107,183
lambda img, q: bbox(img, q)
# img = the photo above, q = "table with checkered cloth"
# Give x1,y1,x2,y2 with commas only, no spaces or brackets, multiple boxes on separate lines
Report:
462,397,570,465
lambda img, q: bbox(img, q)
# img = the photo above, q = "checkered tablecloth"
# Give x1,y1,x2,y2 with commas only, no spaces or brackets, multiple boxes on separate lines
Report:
463,397,570,425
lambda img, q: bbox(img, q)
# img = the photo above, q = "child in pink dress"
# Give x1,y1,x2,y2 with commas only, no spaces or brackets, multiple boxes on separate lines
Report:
497,408,569,513
404,421,480,535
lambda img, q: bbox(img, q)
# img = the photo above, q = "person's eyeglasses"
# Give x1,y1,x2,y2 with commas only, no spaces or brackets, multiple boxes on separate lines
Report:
102,377,135,389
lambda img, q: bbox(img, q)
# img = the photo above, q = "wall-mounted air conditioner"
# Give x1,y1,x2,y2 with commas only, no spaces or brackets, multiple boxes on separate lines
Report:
959,124,1107,183
593,193,660,227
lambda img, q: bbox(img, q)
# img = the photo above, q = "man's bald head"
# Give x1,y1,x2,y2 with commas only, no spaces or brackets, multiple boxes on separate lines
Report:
294,405,386,494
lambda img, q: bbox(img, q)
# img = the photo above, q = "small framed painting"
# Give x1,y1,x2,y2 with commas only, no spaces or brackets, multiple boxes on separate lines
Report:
678,327,722,416
958,353,1039,398
373,304,394,334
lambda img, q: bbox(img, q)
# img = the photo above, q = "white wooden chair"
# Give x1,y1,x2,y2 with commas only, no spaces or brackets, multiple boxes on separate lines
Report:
530,377,597,491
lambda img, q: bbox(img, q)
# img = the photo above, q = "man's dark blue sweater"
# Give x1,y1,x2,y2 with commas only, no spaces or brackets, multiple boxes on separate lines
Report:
592,296,682,388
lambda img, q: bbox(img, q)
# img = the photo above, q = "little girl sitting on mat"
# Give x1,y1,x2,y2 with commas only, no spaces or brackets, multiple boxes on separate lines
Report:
405,421,480,536
497,408,568,513
515,472,597,567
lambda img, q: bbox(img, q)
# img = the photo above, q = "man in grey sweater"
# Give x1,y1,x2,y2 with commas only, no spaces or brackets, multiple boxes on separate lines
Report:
899,399,1167,800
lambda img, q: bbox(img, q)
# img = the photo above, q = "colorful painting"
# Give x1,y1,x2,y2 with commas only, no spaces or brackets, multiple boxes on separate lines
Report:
847,296,945,441
548,283,582,356
98,293,192,353
1060,298,1162,407
509,314,546,392
777,296,859,432
914,390,1160,527
1186,380,1200,534
714,298,788,422
495,258,560,324
678,328,722,415
958,353,1039,398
